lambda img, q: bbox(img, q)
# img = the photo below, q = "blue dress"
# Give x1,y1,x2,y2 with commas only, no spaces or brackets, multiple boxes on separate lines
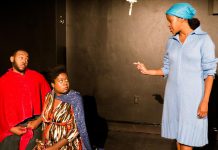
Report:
161,27,217,147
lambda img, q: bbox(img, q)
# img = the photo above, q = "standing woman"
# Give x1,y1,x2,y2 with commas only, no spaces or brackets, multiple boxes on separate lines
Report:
134,3,217,150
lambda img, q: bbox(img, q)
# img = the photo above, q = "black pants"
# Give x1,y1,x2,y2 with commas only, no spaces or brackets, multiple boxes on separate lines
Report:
0,117,42,150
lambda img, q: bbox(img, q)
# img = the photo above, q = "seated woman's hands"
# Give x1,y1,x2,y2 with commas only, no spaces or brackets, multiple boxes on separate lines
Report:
27,117,42,130
33,139,46,150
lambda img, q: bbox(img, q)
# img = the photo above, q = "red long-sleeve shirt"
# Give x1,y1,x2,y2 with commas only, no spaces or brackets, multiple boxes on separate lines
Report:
0,69,50,141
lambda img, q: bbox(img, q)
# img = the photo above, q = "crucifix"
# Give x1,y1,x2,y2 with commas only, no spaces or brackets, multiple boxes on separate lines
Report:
126,0,138,16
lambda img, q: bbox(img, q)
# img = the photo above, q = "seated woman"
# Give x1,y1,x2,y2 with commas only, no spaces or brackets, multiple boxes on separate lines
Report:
28,65,92,150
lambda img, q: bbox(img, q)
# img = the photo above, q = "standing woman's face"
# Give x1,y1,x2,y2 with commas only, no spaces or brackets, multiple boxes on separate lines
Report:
166,15,183,35
52,73,70,96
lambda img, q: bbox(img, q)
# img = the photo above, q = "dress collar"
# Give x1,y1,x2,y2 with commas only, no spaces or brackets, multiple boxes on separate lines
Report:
190,26,207,35
169,26,207,41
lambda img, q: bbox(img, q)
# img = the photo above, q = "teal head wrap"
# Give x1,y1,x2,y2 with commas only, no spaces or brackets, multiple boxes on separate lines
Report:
166,3,196,19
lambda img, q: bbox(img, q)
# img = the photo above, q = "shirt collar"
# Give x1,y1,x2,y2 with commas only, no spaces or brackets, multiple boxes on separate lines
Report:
191,26,207,35
169,26,207,41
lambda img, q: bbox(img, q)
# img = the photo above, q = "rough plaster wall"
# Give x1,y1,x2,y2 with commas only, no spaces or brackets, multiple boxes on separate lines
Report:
67,0,218,124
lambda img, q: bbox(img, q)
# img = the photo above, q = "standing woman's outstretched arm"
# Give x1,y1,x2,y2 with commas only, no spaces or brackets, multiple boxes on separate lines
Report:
133,62,164,76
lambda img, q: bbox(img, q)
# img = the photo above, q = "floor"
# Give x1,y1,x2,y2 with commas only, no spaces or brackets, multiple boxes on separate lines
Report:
102,122,218,150
104,131,176,150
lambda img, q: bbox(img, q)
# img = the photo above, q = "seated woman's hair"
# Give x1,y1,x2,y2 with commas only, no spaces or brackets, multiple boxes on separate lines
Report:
48,65,67,83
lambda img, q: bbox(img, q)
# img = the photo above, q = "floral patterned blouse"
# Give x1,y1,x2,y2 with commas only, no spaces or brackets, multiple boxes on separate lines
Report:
40,93,82,150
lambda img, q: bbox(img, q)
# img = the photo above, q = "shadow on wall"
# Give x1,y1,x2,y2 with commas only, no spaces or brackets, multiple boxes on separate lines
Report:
206,74,218,150
151,77,218,150
152,94,164,104
83,95,108,149
194,74,218,150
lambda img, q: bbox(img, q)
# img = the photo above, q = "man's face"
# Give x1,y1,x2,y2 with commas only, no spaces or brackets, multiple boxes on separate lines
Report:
10,50,29,73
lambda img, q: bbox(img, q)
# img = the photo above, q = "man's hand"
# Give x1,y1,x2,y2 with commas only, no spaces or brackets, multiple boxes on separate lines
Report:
10,126,27,135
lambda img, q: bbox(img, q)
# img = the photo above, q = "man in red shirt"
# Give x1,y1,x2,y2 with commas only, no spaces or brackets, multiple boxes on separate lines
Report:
0,49,51,150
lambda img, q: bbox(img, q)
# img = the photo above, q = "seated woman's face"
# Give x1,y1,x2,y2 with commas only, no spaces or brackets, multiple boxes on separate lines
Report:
52,73,70,95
